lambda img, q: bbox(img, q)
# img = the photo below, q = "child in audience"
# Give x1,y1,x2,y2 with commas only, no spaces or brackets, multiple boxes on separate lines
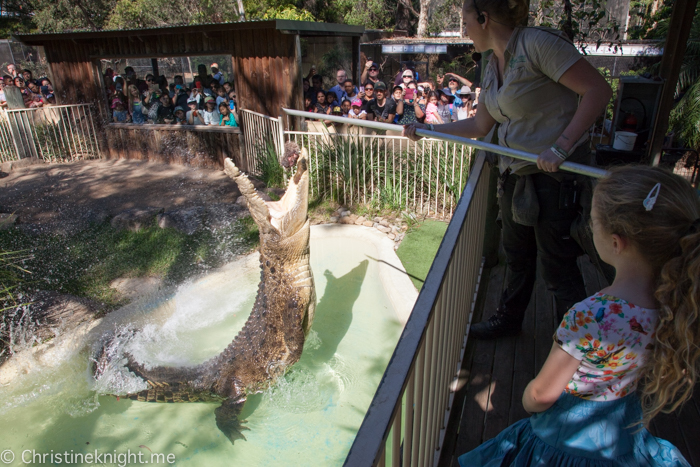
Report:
202,96,220,125
186,98,203,125
173,106,187,124
348,99,366,119
340,99,351,118
216,87,228,108
424,91,442,124
127,84,145,124
459,165,696,467
111,98,128,122
325,91,337,109
218,102,238,127
305,96,314,113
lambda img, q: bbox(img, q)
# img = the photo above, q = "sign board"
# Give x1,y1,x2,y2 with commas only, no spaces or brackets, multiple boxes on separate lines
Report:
382,44,448,54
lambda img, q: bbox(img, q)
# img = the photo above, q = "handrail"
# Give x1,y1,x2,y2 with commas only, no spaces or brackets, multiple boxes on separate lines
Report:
105,122,241,133
344,152,490,466
283,108,609,179
240,108,279,120
3,103,93,112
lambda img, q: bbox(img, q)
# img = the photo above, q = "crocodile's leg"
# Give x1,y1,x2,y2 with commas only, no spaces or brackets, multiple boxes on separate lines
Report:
215,396,250,444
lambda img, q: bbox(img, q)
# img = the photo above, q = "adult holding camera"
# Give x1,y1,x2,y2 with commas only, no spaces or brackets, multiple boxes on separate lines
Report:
396,83,425,125
403,0,612,339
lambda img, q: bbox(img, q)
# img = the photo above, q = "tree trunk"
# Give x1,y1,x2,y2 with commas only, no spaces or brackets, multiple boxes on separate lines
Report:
236,0,246,21
417,0,432,37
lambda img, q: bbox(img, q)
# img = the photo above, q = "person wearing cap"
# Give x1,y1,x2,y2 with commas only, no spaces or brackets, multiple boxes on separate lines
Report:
111,98,128,123
403,0,613,341
361,60,382,86
186,98,204,125
367,81,396,124
437,87,456,123
348,99,367,119
437,72,473,94
202,96,220,125
173,106,187,124
211,63,225,86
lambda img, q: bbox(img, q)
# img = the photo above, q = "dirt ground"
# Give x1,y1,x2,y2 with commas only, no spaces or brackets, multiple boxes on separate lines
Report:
0,158,243,233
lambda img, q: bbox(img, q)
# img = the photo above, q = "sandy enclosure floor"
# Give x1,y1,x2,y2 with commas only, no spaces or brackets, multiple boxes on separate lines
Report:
0,159,242,232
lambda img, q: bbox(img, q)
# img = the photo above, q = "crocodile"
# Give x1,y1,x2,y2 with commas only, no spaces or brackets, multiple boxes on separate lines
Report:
94,154,316,444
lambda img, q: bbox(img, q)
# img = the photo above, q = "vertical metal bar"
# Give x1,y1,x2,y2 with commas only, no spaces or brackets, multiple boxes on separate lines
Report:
391,402,401,467
65,107,79,160
403,369,415,467
420,320,436,466
411,345,426,467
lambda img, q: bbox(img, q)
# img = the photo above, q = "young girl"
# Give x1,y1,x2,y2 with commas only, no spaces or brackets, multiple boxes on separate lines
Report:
348,99,366,119
111,98,128,122
218,102,238,127
127,85,145,124
314,91,329,115
424,91,443,124
460,165,697,466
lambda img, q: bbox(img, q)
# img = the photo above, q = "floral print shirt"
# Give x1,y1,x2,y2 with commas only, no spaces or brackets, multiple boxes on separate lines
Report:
554,293,658,401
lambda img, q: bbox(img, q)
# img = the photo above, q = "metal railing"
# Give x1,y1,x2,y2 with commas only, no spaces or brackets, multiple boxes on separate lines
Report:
285,131,474,219
239,108,284,176
0,104,101,163
344,152,491,466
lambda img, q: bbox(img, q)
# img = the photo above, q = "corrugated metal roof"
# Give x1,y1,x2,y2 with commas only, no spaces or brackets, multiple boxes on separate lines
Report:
13,19,364,43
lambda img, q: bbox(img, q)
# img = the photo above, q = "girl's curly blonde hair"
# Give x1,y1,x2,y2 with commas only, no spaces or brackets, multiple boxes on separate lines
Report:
593,165,700,426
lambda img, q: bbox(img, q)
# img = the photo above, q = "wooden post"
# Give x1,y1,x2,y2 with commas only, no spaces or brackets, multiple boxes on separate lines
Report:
151,58,160,78
648,0,699,166
352,36,360,86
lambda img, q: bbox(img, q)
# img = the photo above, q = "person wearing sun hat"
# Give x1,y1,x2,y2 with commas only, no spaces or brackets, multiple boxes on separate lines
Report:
348,99,367,119
454,85,476,120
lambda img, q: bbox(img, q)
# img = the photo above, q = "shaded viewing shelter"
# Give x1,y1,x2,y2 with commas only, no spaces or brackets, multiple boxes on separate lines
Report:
13,20,364,169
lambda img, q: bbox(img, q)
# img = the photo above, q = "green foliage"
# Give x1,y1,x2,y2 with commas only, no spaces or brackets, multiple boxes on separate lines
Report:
243,0,315,21
426,0,462,36
257,139,286,188
260,5,315,20
31,0,117,32
106,0,243,29
532,0,621,47
336,0,394,29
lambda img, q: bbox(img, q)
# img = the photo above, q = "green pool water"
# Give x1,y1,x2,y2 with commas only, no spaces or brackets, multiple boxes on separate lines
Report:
0,233,404,466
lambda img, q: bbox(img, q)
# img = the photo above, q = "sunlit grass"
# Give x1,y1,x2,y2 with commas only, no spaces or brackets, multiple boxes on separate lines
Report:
0,217,260,309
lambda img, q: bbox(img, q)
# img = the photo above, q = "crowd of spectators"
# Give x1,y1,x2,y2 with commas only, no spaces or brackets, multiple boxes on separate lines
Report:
104,63,239,128
303,60,479,128
0,64,56,108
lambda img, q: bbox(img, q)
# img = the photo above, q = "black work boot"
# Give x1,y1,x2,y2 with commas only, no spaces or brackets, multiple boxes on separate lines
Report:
469,308,523,340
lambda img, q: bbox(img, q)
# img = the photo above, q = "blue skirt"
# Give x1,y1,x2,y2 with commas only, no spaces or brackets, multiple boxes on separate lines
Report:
458,392,690,466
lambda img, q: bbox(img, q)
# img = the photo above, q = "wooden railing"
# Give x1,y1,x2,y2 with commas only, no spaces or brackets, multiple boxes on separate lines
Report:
343,152,491,467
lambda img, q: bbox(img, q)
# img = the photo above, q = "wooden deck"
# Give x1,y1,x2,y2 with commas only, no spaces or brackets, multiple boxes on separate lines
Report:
439,256,700,467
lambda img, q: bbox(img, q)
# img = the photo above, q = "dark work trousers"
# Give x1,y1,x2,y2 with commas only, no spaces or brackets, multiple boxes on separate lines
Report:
499,172,587,323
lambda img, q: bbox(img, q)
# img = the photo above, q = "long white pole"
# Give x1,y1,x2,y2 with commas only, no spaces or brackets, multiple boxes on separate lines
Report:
283,108,609,179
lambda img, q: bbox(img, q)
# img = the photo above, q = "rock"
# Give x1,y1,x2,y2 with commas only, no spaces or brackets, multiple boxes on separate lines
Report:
0,157,43,174
356,216,366,224
363,221,373,227
376,224,391,234
379,219,391,227
388,233,396,240
157,206,206,235
339,216,356,225
340,210,350,218
111,207,163,232
236,196,247,206
0,213,19,230
109,277,164,301
373,217,383,223
330,216,339,223
81,209,110,225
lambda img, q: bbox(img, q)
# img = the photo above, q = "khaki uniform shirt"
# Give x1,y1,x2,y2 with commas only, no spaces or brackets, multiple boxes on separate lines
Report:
481,27,587,175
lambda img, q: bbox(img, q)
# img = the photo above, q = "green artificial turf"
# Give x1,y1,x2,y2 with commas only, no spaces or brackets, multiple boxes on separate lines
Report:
396,220,448,290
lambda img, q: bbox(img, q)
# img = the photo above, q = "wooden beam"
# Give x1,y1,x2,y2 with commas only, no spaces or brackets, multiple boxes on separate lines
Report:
649,0,699,165
151,58,159,77
352,36,360,86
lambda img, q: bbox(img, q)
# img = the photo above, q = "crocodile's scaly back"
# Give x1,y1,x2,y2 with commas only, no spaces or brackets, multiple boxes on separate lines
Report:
94,155,315,444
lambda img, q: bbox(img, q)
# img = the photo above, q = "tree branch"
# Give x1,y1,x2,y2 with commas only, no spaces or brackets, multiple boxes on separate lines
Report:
399,0,420,18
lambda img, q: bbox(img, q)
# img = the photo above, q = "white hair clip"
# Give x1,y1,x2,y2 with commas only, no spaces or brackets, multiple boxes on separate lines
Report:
643,183,661,211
